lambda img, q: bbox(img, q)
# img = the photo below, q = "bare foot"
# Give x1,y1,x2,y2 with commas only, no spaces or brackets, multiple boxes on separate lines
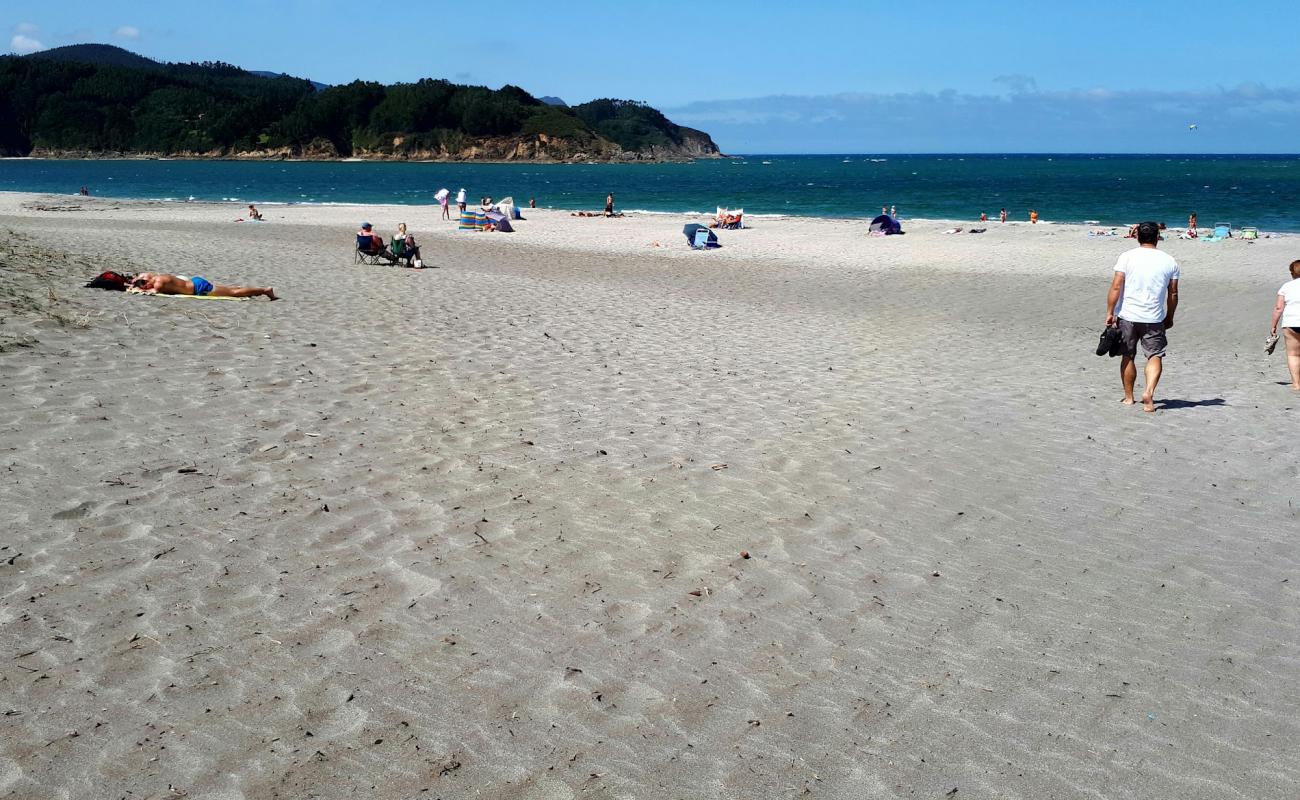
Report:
266,288,278,301
1141,395,1156,412
1120,397,1135,406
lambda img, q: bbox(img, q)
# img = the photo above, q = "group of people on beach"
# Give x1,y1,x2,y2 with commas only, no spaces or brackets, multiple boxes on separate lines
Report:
572,193,623,218
974,209,1014,223
1103,221,1300,411
356,221,425,267
433,188,538,221
977,208,1034,223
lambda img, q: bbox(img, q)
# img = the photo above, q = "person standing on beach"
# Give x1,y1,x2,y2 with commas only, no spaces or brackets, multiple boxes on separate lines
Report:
999,208,1007,223
1268,259,1300,391
604,193,615,216
1029,209,1039,224
436,188,450,220
1105,221,1180,412
456,188,467,214
1187,211,1198,239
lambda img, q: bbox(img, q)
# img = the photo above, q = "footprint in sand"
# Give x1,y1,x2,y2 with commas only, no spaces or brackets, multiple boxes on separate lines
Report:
52,500,96,520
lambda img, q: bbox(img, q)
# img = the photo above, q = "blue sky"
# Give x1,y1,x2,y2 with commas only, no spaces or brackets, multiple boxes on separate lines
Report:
7,1,1300,152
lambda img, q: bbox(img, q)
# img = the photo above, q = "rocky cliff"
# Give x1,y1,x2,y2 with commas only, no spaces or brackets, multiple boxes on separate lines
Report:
30,131,722,163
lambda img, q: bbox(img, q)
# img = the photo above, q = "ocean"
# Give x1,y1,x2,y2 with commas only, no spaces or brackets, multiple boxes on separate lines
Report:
2,154,1298,231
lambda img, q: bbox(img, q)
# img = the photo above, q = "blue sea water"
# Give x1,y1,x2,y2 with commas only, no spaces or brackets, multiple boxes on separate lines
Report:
2,154,1298,231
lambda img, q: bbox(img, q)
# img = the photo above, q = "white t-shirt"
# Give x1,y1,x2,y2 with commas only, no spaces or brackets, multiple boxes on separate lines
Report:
1280,278,1300,328
1115,247,1180,324
455,190,466,204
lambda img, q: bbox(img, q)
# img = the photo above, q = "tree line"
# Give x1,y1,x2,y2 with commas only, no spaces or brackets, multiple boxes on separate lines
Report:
0,54,698,157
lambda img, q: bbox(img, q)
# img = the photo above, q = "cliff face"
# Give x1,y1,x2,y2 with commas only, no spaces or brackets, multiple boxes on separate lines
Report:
348,129,722,161
29,131,723,163
354,133,624,163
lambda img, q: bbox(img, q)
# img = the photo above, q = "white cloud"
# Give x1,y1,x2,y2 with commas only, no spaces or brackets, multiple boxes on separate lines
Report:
993,74,1038,94
10,34,45,54
114,25,140,40
15,22,39,34
664,85,1300,153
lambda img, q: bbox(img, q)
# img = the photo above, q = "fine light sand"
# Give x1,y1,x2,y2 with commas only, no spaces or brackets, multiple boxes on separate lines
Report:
1,192,1298,799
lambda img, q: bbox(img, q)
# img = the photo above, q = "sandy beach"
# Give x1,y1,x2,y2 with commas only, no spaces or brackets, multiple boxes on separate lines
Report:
1,192,1298,799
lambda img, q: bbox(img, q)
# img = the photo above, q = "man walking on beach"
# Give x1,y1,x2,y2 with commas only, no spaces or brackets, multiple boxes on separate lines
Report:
1105,221,1180,412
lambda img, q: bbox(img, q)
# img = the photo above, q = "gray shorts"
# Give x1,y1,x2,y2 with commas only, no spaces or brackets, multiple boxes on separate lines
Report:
1118,319,1168,359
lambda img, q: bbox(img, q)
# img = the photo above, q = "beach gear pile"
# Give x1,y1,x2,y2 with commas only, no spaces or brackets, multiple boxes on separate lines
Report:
85,270,133,291
459,198,517,232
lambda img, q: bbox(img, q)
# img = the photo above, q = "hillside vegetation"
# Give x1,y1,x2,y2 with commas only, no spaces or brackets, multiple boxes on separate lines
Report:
0,45,720,162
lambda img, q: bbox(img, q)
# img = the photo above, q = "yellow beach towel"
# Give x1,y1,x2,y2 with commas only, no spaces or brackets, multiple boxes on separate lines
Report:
150,293,250,301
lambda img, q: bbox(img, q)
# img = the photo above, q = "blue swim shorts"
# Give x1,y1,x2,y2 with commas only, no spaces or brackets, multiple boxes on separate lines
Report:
191,276,213,296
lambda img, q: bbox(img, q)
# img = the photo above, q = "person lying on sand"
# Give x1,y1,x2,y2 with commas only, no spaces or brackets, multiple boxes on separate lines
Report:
571,210,625,218
128,272,277,300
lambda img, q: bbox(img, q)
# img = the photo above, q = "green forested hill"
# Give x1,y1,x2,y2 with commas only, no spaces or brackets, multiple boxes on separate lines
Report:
26,43,163,71
0,46,720,161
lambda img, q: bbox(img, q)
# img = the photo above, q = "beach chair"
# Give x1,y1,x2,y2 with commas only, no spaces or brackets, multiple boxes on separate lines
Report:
1240,226,1259,240
1212,222,1232,239
355,234,394,265
683,223,719,249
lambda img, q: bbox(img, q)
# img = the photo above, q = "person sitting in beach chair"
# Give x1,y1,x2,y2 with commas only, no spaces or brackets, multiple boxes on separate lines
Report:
710,206,745,230
128,272,277,300
390,222,425,268
355,222,398,265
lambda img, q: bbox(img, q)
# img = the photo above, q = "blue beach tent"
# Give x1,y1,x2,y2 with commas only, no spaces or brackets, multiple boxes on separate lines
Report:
869,214,903,235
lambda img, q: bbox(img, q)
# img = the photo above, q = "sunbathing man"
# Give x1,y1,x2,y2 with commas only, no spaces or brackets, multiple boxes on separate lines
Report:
129,272,277,300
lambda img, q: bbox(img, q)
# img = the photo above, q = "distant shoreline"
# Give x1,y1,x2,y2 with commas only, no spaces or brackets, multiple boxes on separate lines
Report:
8,152,725,165
6,155,1296,231
8,152,1299,159
4,191,1293,239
